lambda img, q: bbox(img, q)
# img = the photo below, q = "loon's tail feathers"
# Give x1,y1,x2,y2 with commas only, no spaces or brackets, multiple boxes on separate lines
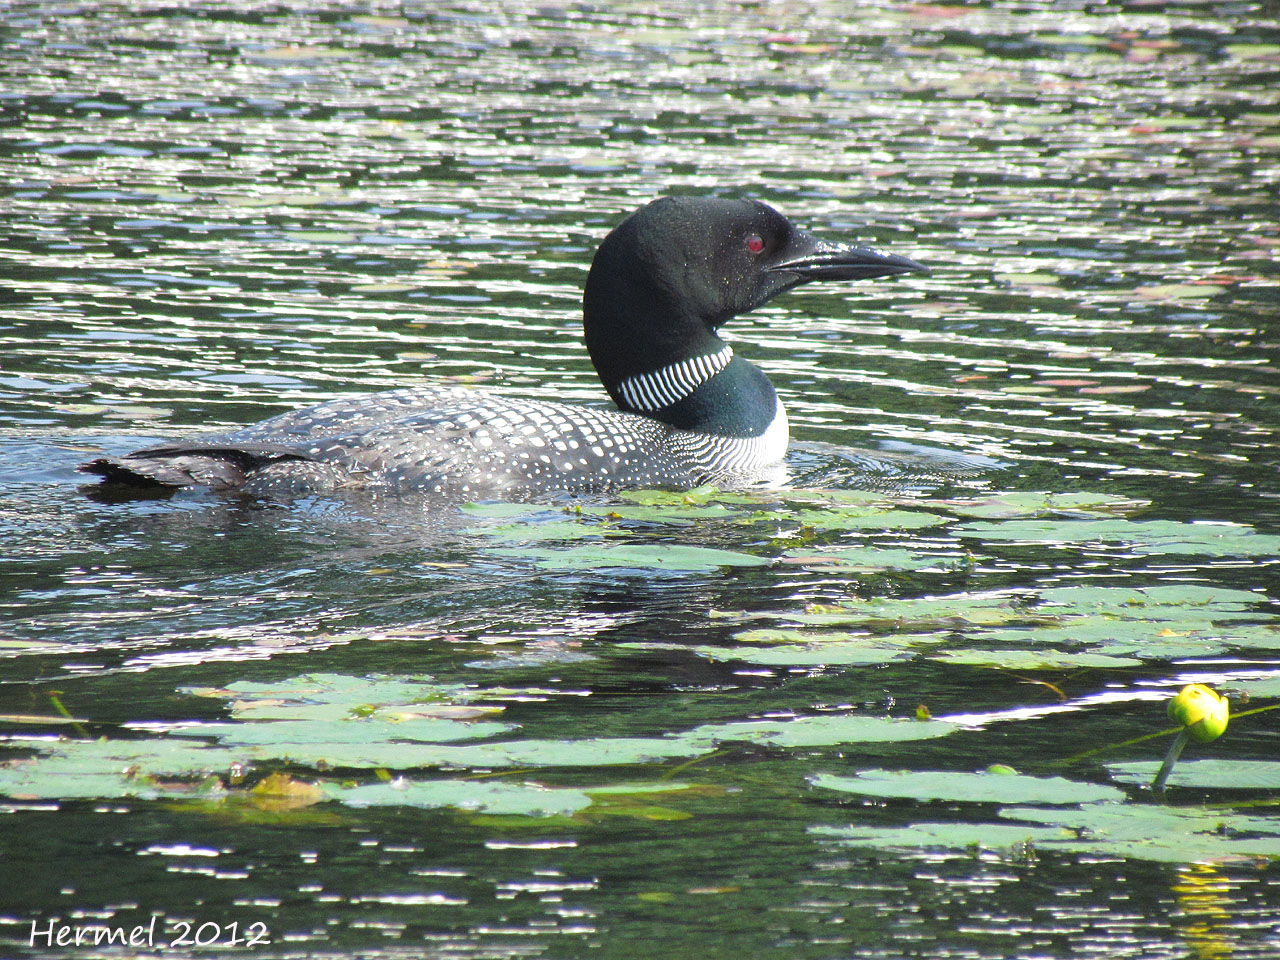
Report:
79,443,315,492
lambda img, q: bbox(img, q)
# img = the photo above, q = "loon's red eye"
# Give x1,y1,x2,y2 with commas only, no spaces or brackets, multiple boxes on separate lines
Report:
746,234,765,254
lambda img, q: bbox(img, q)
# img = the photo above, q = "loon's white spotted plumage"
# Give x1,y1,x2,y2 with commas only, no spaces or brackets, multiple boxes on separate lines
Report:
205,384,787,498
81,197,926,499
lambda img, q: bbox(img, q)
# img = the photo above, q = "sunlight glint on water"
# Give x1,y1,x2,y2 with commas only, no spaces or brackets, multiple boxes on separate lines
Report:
2,2,1279,958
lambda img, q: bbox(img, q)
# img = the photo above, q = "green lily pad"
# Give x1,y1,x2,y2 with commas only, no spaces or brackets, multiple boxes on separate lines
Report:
1000,804,1280,862
934,649,1143,670
0,738,247,801
459,501,558,519
1037,584,1267,616
779,546,960,572
617,485,762,506
688,641,910,667
785,593,1036,629
675,629,948,667
166,733,704,771
1225,43,1280,59
967,619,1224,647
1222,677,1280,698
765,506,947,531
491,543,770,571
812,820,1066,854
677,715,956,749
961,618,1250,661
1215,624,1280,651
814,802,1280,862
467,519,613,541
812,769,1123,804
1107,759,1280,791
180,673,494,722
173,716,510,745
959,518,1280,557
731,628,874,644
943,491,1147,519
324,779,594,816
581,782,698,798
573,503,748,525
779,488,905,507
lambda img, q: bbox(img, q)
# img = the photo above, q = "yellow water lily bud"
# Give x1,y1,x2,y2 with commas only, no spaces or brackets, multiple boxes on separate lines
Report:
1167,684,1229,743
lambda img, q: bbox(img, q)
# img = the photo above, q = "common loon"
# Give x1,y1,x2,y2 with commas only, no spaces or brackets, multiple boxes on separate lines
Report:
81,197,925,499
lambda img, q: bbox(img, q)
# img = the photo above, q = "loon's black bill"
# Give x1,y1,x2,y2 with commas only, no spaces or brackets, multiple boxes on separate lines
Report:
768,238,928,282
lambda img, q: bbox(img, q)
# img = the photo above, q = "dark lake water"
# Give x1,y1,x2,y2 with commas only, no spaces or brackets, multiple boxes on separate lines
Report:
3,2,1280,958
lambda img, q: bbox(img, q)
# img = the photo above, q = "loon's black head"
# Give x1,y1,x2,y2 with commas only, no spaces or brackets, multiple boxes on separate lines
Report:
582,197,925,411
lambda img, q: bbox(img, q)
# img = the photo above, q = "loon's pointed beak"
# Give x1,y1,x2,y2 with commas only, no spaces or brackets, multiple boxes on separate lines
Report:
767,233,928,282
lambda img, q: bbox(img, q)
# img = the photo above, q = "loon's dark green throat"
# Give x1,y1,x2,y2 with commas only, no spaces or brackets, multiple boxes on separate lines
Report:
81,196,926,499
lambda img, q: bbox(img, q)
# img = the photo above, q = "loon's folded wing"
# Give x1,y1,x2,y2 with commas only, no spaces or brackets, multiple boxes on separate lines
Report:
79,443,315,491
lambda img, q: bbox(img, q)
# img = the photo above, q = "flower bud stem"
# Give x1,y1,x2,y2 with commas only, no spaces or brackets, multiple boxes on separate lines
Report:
1152,729,1190,795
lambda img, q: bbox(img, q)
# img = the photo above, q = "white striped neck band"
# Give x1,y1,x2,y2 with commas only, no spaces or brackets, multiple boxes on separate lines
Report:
614,345,735,412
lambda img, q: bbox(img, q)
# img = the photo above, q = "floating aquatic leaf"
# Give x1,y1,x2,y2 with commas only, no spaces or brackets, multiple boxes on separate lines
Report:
814,803,1280,863
160,734,703,771
781,488,903,508
1107,759,1280,791
966,619,1224,649
172,716,511,745
995,271,1062,286
731,628,947,647
1001,385,1056,395
733,629,858,644
349,282,419,293
678,628,949,667
959,518,1280,557
779,546,957,571
785,593,1035,629
1032,32,1106,47
582,782,699,798
291,230,358,243
942,491,1146,519
1225,43,1280,60
687,641,910,667
466,519,613,541
677,715,956,749
1000,804,1280,862
1222,676,1280,698
574,503,747,524
588,801,692,821
1038,584,1267,615
0,737,247,801
616,485,763,506
181,673,489,721
325,779,594,816
812,769,1123,804
770,506,947,531
458,501,559,519
935,649,1142,670
491,543,770,571
1212,623,1280,651
1078,384,1150,395
812,821,1067,854
962,618,1249,661
1134,283,1226,302
0,713,87,725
